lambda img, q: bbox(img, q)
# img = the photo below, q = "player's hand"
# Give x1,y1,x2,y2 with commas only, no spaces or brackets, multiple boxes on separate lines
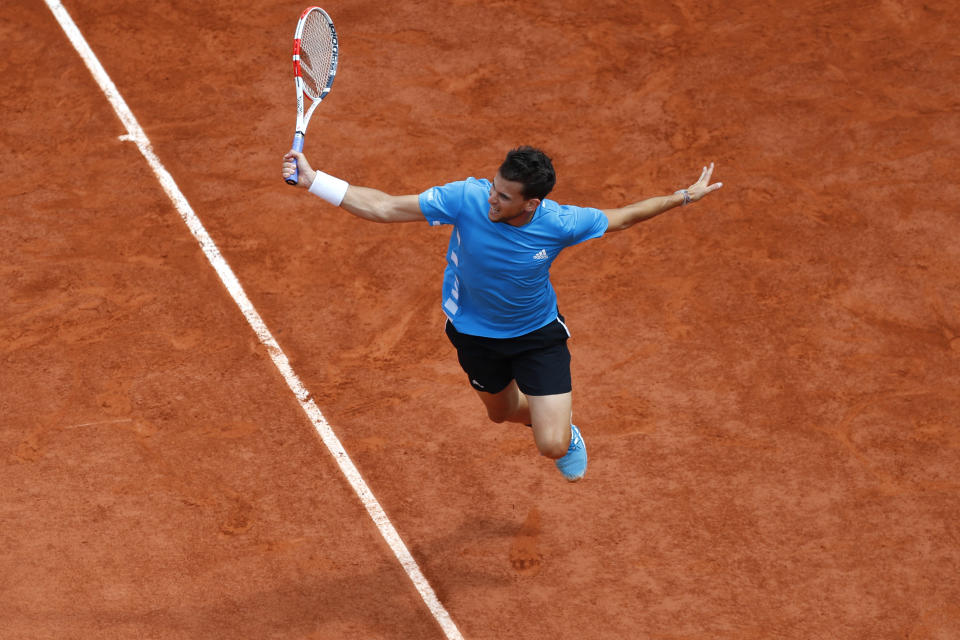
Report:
686,163,723,202
282,150,316,189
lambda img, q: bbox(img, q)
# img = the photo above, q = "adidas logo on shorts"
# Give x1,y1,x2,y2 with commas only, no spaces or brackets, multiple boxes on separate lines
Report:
532,249,548,261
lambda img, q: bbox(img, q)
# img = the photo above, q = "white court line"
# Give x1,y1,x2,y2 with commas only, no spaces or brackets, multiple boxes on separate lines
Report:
43,2,464,638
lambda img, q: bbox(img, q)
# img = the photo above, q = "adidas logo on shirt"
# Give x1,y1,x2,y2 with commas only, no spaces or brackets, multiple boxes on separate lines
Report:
532,249,548,261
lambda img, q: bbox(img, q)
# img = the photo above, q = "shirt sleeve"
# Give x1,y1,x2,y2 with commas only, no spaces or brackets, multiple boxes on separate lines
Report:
419,180,467,226
565,205,609,245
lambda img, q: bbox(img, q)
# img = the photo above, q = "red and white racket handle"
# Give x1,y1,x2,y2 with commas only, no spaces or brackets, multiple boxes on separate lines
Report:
286,132,305,185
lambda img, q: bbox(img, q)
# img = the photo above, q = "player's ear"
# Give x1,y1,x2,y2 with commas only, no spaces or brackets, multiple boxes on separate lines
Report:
524,198,541,213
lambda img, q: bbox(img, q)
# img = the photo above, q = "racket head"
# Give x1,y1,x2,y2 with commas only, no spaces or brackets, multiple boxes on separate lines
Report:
293,7,338,104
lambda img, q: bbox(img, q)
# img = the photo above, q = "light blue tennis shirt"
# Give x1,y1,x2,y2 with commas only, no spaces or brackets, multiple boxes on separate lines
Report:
419,177,608,338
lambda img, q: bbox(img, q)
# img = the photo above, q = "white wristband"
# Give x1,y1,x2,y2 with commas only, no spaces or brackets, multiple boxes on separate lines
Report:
308,170,349,206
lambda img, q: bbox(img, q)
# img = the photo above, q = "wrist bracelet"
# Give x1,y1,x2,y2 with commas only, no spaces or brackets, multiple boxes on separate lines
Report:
308,170,349,206
675,189,691,206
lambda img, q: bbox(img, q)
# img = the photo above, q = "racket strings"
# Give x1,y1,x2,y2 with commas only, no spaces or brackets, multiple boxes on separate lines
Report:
300,14,335,100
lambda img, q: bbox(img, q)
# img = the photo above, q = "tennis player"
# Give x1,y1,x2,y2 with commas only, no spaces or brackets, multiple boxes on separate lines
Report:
281,146,722,481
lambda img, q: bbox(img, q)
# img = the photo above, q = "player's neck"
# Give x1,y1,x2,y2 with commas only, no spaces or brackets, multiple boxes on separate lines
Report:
504,208,536,227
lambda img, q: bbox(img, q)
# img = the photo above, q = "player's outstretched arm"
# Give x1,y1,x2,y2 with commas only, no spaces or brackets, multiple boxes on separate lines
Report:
282,150,423,223
603,163,723,233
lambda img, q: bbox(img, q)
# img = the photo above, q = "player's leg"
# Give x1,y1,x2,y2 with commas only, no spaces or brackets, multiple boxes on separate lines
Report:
526,392,573,458
527,391,586,481
512,316,587,481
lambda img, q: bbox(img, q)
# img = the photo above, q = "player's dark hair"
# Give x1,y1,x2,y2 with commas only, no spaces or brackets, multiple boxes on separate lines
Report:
499,146,556,200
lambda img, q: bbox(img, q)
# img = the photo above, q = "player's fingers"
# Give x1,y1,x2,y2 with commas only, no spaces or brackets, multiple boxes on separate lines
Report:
701,163,716,184
289,151,314,173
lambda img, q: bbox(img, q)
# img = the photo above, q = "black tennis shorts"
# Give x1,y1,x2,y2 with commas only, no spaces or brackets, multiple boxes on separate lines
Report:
444,315,572,396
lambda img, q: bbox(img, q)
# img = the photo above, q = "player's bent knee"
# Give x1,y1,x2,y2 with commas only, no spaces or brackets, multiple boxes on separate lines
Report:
535,435,569,459
486,408,510,424
483,398,515,423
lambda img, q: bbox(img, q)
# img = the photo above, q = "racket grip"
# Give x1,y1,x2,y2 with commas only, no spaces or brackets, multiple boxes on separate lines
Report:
286,133,305,186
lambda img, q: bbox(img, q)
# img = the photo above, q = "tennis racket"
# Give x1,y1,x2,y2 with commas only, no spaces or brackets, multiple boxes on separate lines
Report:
285,7,339,185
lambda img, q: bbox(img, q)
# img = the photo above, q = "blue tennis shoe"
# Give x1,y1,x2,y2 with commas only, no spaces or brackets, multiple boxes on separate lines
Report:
555,424,587,482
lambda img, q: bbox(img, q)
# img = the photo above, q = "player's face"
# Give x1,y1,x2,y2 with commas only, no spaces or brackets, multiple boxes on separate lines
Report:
488,173,540,226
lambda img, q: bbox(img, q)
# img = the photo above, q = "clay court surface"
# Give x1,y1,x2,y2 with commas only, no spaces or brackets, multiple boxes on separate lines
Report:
3,0,959,638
